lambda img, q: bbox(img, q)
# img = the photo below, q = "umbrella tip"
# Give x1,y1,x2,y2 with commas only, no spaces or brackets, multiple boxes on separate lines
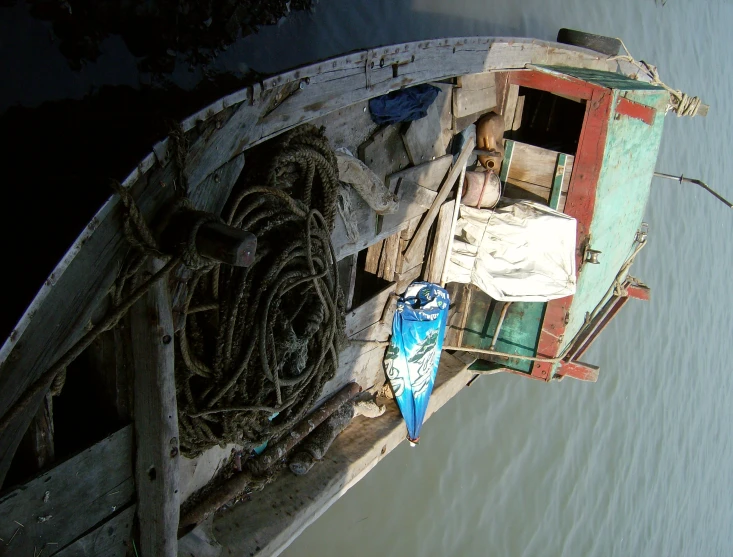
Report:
408,436,420,447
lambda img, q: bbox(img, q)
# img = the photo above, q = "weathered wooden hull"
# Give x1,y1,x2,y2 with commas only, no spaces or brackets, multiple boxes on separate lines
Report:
0,37,658,557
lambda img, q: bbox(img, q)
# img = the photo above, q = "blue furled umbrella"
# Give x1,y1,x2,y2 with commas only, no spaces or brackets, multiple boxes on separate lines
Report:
384,281,450,445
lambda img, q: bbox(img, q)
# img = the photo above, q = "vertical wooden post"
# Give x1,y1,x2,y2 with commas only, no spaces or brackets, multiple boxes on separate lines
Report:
499,139,514,184
130,258,180,557
549,153,567,210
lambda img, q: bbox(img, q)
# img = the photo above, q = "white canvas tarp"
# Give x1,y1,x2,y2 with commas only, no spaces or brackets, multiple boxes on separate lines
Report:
445,201,577,302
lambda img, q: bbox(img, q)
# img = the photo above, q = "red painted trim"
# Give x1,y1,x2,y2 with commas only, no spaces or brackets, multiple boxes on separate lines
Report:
616,97,655,126
531,88,614,381
556,361,600,382
508,69,604,100
572,296,629,360
626,283,651,301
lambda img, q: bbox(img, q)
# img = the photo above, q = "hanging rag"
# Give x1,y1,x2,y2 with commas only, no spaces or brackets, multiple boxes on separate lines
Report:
368,84,441,125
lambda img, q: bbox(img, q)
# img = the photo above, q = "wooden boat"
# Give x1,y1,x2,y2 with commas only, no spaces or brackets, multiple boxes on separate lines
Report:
0,32,703,556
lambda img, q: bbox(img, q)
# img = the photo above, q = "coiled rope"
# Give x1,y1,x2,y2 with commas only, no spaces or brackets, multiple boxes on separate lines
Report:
0,125,345,461
175,125,346,457
612,39,702,117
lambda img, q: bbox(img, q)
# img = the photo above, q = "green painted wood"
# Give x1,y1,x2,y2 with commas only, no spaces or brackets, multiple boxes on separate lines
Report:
560,87,668,356
454,73,667,377
549,153,567,210
536,65,668,95
499,139,514,183
460,288,545,373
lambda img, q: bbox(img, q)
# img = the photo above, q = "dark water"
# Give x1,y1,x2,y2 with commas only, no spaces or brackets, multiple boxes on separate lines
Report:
2,0,732,555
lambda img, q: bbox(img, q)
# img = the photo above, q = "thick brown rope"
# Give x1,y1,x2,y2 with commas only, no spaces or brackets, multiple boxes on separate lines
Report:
175,125,345,457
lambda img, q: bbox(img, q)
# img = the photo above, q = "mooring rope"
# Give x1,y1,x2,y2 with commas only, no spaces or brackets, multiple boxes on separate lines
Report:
611,39,702,117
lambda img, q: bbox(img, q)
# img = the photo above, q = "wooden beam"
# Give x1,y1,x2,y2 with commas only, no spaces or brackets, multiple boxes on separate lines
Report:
386,155,453,193
358,125,411,185
556,361,600,382
0,426,134,555
345,283,396,339
504,141,574,189
403,136,475,269
15,392,54,473
364,239,384,275
626,283,651,301
549,153,568,210
425,201,455,284
54,504,136,557
616,97,655,126
453,83,497,120
377,232,401,282
130,258,180,557
380,178,437,233
402,84,451,164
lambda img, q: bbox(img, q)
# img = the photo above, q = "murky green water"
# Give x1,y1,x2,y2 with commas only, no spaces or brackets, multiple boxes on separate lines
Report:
277,1,733,555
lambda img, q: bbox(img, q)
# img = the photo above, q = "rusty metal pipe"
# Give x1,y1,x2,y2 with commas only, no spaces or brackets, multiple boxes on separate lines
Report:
177,382,361,537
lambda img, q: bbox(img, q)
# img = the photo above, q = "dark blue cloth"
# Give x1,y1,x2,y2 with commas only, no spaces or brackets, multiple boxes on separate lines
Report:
368,84,441,125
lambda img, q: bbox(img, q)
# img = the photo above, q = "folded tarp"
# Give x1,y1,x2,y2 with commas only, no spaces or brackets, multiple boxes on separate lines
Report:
445,201,577,302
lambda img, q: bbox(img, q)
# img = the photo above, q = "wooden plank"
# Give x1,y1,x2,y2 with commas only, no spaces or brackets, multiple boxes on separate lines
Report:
320,342,387,404
403,136,475,269
425,201,455,284
345,283,396,339
443,283,473,347
185,87,271,193
130,258,180,557
456,72,496,90
358,125,410,185
380,179,437,233
15,393,54,473
364,240,384,275
513,95,525,130
386,155,453,193
187,154,245,216
86,327,132,423
377,232,401,282
311,100,379,155
452,84,497,120
549,153,568,210
395,264,422,293
345,254,358,311
333,158,452,263
556,361,600,382
506,141,574,190
54,504,136,557
503,85,519,131
432,82,454,149
397,215,422,274
0,426,134,556
402,85,450,164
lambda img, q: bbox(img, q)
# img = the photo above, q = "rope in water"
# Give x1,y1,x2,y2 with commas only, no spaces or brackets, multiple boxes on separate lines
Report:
611,39,702,117
175,125,345,457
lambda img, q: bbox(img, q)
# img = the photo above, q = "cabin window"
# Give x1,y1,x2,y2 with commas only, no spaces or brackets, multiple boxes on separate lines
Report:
506,88,585,155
